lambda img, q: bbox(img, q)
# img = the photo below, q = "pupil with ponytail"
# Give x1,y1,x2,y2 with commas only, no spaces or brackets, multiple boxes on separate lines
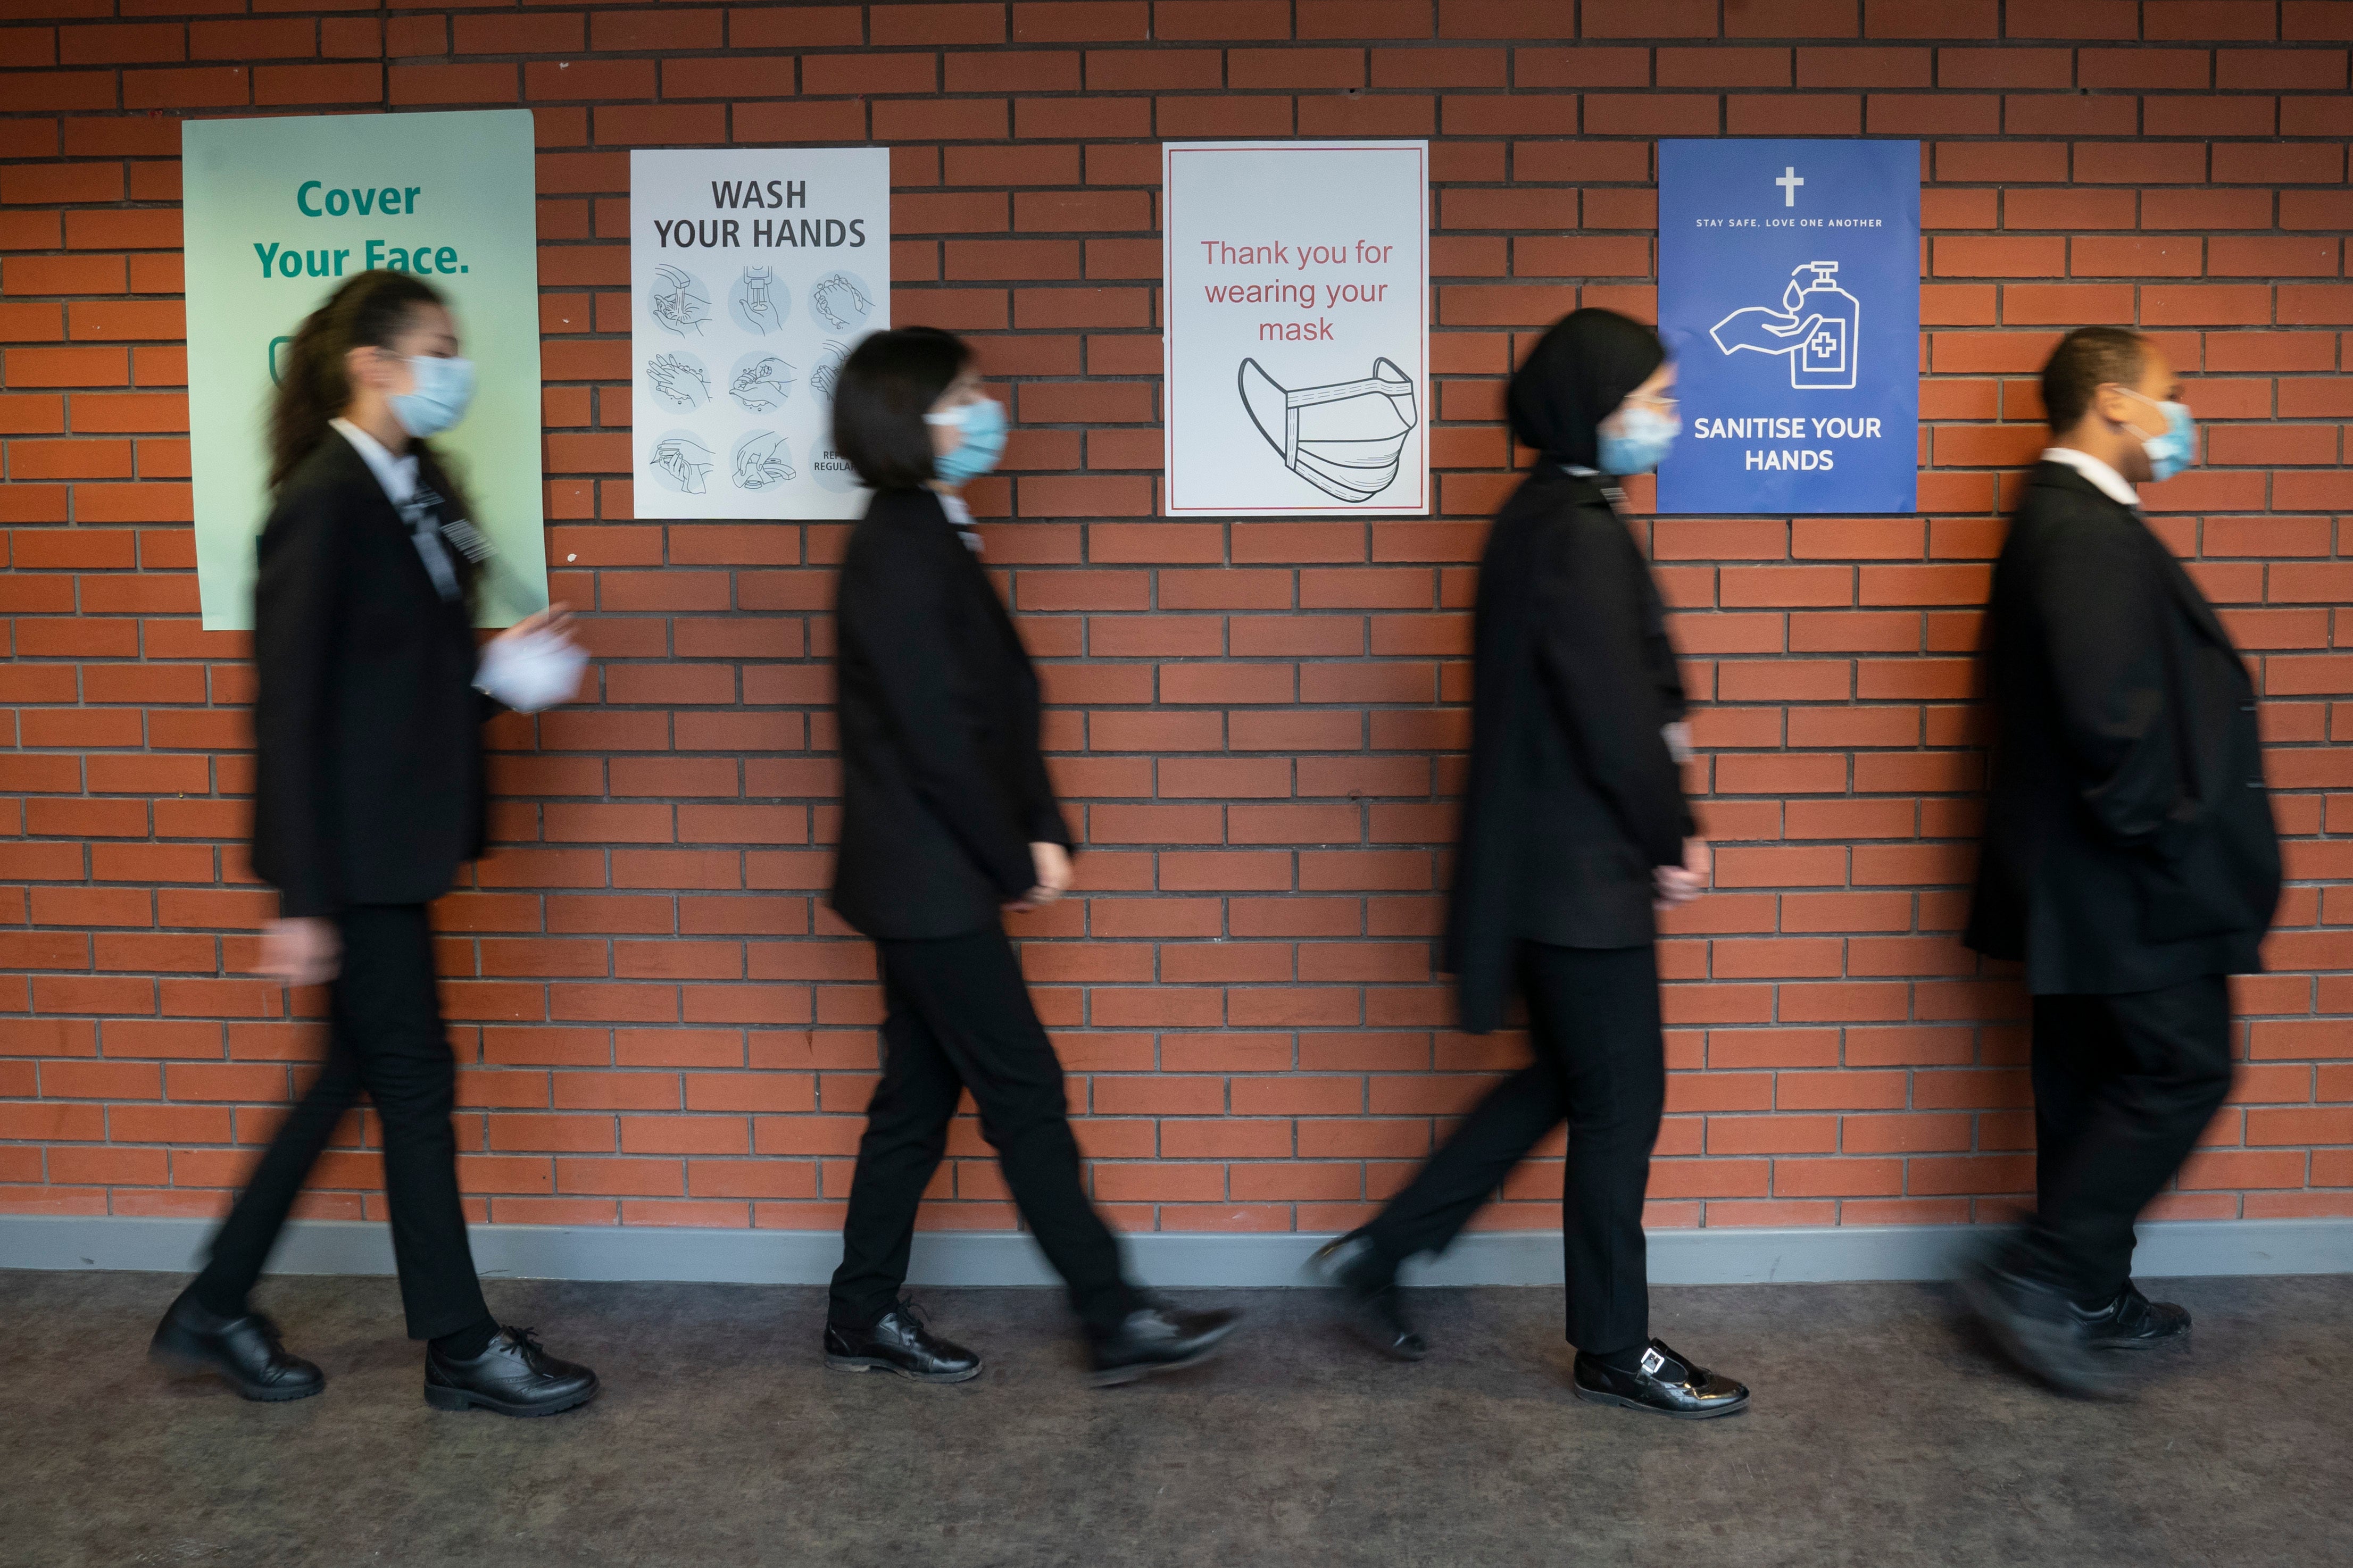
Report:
150,270,603,1417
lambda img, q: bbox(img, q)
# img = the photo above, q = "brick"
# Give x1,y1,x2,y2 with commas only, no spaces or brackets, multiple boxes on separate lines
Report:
3,14,2346,1246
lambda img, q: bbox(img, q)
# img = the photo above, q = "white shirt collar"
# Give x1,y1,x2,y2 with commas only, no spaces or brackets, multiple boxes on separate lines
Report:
2039,446,2138,509
332,418,418,506
937,491,983,553
332,418,461,601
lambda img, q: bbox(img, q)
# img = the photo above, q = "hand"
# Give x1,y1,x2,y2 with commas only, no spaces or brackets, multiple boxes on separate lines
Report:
1004,841,1073,913
809,344,849,407
491,600,575,647
741,266,779,333
733,431,795,491
651,264,711,336
1653,838,1711,910
729,355,796,412
260,916,339,987
652,435,713,495
811,272,873,331
646,352,708,411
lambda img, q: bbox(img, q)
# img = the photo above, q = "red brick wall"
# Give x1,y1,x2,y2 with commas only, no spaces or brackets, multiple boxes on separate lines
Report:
3,1,2350,1245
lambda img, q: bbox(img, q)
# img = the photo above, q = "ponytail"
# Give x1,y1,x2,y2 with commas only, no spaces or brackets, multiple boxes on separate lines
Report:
267,269,448,493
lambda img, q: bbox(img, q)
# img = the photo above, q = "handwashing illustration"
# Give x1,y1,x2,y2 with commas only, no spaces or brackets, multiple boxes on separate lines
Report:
1709,262,1859,390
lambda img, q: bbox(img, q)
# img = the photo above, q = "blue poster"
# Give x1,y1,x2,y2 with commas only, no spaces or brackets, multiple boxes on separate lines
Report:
1656,139,1919,515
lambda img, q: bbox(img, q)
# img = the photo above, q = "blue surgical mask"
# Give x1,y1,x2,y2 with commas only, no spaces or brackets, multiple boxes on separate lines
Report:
390,354,476,439
924,396,1008,485
2116,387,2194,483
1598,403,1678,476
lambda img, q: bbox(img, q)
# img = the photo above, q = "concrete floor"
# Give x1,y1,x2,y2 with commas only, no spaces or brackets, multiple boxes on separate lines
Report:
2,1271,2347,1568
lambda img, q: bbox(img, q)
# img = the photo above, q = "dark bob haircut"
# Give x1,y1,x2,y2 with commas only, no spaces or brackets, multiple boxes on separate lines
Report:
830,327,971,491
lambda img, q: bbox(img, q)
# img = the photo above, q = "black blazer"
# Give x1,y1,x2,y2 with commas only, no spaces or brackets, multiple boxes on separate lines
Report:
250,433,486,918
1966,460,2281,994
830,488,1072,940
1446,465,1693,1033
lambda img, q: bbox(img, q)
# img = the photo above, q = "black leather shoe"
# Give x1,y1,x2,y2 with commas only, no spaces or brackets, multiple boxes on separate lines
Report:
1959,1254,2122,1398
423,1325,598,1417
824,1299,982,1383
1573,1339,1750,1419
1089,1301,1242,1387
2075,1280,2191,1348
149,1289,323,1402
1307,1231,1426,1361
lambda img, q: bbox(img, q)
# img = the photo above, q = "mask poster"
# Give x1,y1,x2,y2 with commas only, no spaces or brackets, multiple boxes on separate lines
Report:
1162,141,1429,516
628,147,889,521
181,110,547,629
1656,138,1920,515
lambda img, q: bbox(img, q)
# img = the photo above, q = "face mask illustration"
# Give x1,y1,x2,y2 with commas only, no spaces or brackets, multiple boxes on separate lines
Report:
1237,356,1418,504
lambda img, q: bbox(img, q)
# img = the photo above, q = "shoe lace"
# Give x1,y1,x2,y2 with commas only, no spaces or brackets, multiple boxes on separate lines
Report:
892,1298,929,1332
505,1325,546,1362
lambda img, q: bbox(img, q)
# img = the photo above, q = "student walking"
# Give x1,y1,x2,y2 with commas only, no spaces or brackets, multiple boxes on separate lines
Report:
1311,309,1750,1419
821,327,1241,1387
1961,327,2281,1395
149,270,598,1417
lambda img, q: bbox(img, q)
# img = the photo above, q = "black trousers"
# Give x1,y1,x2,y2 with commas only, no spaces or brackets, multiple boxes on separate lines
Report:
2018,974,2235,1304
1362,942,1664,1353
830,923,1136,1335
196,905,490,1341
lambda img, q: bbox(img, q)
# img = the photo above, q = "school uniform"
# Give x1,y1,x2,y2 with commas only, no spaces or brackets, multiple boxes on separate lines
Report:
1357,463,1692,1356
195,424,494,1342
825,487,1135,1337
1967,452,2281,1305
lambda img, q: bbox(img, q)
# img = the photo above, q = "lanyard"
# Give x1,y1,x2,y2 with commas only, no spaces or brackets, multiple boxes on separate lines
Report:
398,483,462,603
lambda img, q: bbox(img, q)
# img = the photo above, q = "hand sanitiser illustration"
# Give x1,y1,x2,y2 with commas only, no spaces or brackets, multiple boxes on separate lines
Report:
1710,262,1859,391
1237,356,1418,504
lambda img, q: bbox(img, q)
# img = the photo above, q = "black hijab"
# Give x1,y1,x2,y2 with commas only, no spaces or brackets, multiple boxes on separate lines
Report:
1506,307,1667,471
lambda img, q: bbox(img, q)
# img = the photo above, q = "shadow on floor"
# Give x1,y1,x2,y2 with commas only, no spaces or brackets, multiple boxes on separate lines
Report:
2,1270,2347,1568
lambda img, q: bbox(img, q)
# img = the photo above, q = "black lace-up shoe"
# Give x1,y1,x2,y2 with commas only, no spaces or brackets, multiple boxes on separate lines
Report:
1959,1253,2122,1398
1088,1302,1242,1387
824,1299,982,1383
149,1289,324,1402
423,1325,599,1417
2075,1280,2191,1349
1573,1339,1750,1420
1307,1231,1427,1361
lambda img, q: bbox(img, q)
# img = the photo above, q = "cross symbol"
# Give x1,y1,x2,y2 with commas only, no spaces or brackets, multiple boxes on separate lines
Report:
1776,166,1804,206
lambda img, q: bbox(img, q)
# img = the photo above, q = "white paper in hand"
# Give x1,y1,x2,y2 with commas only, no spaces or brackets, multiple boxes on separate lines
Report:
476,626,588,713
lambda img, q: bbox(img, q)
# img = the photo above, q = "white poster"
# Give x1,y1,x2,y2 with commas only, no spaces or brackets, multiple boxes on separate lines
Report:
629,147,889,519
1162,140,1428,516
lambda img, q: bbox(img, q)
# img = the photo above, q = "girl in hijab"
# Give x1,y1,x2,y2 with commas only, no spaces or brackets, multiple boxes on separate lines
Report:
1312,308,1749,1419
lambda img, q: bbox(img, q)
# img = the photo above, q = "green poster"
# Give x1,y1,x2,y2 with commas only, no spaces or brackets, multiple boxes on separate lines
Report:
182,110,547,629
